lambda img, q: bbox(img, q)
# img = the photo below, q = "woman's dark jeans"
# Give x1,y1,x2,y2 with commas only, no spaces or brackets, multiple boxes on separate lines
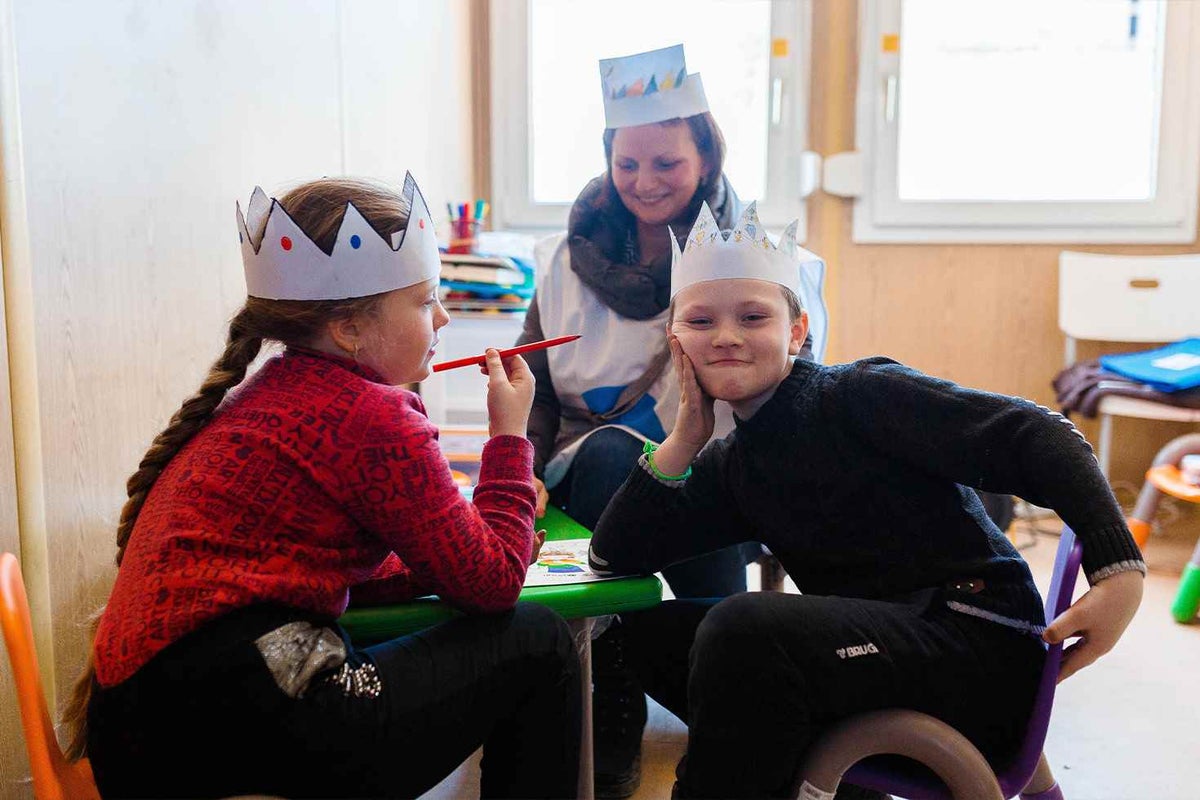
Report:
550,426,758,596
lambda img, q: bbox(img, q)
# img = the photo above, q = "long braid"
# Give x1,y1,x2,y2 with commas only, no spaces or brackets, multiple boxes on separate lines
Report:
115,313,262,564
62,612,100,760
63,311,262,757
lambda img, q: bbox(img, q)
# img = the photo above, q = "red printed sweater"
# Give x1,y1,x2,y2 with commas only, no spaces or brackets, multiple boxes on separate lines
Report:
94,348,535,687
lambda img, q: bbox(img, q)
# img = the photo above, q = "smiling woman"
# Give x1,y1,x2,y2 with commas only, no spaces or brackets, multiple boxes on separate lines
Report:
607,117,714,243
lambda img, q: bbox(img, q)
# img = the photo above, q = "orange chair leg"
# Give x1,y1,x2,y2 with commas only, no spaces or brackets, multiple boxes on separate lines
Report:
1127,517,1152,549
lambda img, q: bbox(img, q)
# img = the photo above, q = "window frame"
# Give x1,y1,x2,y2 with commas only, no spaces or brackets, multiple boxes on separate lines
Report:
489,0,815,233
851,0,1200,244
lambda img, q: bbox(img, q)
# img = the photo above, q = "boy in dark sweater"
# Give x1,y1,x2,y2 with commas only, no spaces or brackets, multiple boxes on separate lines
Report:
588,202,1145,799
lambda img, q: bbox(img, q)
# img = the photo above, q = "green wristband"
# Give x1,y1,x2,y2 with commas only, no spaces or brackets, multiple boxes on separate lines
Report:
643,440,692,482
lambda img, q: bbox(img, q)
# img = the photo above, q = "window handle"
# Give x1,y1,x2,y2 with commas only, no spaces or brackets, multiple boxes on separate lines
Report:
771,77,784,126
885,74,898,123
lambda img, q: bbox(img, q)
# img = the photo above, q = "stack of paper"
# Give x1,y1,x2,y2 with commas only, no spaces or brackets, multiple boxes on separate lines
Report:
439,252,535,314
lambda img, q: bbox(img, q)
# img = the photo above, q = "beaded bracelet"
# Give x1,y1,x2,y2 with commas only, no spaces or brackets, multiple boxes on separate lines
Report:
643,440,692,482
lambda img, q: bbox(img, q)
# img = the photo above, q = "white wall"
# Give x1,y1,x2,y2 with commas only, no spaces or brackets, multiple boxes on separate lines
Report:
0,1,472,795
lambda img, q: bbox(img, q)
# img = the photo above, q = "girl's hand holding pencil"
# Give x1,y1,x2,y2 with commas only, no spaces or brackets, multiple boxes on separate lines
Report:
482,349,534,439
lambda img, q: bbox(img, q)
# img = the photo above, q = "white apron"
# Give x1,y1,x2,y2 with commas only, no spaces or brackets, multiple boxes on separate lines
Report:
533,233,735,488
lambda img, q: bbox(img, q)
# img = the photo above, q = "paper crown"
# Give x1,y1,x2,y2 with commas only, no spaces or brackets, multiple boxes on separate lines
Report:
237,172,440,301
670,202,822,300
600,44,709,129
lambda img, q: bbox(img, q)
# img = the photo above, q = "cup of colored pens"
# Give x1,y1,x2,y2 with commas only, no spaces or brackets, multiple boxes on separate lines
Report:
447,199,489,254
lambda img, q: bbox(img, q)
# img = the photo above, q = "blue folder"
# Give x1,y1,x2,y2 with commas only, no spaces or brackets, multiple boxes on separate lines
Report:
1099,338,1200,392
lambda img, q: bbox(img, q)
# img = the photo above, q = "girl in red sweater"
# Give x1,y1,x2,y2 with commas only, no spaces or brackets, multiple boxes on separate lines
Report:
65,175,581,799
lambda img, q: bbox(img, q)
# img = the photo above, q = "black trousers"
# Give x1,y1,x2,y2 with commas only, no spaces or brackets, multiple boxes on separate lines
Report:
619,591,1045,800
88,602,581,799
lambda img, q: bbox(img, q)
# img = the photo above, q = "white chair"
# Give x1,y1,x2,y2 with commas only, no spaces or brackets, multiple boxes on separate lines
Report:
1058,251,1200,478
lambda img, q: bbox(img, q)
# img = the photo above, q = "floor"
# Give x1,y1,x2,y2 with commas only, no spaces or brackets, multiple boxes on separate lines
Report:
420,517,1200,800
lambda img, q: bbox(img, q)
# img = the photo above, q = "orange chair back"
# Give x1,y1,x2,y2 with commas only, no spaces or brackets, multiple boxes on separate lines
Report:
0,553,101,800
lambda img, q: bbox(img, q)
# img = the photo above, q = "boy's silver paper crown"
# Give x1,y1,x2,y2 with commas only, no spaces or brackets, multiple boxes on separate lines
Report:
237,172,440,301
600,44,709,129
670,202,822,300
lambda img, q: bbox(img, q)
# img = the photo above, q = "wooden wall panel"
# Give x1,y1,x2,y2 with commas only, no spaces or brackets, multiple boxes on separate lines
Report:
0,3,472,790
808,0,1200,490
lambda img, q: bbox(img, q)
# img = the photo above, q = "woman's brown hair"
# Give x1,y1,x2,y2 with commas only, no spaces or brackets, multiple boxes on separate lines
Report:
62,176,411,758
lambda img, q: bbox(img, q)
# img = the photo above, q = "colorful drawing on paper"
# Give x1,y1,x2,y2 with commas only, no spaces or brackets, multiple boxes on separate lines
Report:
524,539,614,586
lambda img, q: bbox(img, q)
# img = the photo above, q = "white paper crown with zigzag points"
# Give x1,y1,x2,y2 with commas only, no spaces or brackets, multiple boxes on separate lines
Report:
237,172,440,301
600,44,709,129
670,202,822,300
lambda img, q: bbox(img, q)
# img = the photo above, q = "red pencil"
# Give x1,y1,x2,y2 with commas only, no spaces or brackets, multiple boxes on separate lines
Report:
431,334,582,373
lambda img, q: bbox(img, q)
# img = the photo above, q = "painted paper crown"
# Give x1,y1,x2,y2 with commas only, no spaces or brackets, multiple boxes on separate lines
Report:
670,202,822,300
600,44,709,129
237,172,440,301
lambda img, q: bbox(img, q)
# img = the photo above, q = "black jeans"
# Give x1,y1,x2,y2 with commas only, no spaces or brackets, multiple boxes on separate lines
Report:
88,602,581,799
552,427,758,598
620,592,1045,800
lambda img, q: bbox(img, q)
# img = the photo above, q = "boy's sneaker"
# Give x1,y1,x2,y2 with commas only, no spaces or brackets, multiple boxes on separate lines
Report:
592,627,647,799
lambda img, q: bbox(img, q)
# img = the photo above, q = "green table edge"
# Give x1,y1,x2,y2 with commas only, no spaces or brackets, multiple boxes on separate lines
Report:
340,506,662,644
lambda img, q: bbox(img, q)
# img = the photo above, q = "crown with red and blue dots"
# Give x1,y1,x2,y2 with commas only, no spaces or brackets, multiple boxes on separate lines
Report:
236,172,440,301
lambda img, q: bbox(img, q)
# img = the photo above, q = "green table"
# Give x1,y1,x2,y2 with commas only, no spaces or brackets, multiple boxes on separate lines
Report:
339,506,662,800
340,506,661,642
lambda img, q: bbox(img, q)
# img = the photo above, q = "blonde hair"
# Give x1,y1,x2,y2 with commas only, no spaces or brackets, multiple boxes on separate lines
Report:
63,177,411,758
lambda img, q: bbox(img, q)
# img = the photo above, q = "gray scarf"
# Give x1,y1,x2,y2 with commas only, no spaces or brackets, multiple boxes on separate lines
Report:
566,173,740,320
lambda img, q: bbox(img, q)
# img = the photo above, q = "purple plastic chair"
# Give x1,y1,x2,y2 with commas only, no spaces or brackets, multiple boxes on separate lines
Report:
795,527,1083,800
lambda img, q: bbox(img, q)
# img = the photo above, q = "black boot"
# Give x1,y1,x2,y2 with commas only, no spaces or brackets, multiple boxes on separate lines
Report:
592,625,647,798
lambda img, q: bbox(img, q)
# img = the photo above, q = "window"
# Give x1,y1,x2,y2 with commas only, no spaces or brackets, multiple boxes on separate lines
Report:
851,0,1200,242
490,0,815,231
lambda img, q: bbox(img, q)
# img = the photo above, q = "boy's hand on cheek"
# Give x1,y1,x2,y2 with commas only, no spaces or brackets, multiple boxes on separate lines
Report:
656,335,713,474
